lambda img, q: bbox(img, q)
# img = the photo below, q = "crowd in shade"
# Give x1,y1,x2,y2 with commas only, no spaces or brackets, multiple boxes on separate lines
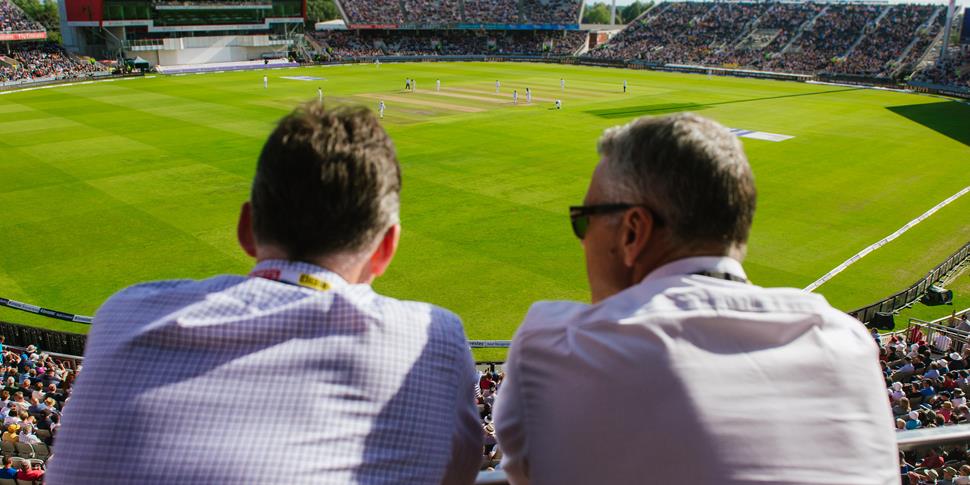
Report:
401,0,462,26
312,30,586,59
464,0,520,24
338,0,582,26
519,0,582,24
884,312,970,484
340,0,405,25
0,0,42,33
586,1,946,80
0,43,109,83
912,45,970,89
0,338,78,482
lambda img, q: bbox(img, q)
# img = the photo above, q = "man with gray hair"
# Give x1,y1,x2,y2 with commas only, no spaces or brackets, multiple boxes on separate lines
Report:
47,103,483,484
494,113,898,484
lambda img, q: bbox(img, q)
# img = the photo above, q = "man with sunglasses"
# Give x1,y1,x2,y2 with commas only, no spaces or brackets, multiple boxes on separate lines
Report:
494,113,897,484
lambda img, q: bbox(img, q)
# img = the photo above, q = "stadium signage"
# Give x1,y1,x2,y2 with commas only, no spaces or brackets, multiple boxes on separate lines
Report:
0,32,47,41
0,297,93,324
468,340,512,348
348,24,399,29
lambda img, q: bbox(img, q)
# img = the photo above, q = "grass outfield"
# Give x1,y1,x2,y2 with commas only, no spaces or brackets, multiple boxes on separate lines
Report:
1,62,968,360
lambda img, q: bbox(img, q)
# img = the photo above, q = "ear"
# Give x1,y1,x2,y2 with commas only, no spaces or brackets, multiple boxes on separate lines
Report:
619,207,654,267
368,224,401,279
237,202,257,258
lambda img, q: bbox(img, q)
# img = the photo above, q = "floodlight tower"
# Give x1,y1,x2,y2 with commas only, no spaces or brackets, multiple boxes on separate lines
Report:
939,0,956,60
610,0,617,25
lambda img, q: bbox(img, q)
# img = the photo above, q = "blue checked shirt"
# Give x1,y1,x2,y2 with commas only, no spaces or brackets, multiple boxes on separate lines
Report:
47,260,483,484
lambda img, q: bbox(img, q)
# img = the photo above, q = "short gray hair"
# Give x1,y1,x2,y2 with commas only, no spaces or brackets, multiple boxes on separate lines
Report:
597,113,756,247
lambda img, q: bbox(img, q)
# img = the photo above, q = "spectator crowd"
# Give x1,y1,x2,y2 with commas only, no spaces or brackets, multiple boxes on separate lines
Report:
882,311,970,483
337,0,582,26
0,43,109,84
586,1,947,81
912,44,970,90
312,29,586,59
0,0,42,33
0,337,78,483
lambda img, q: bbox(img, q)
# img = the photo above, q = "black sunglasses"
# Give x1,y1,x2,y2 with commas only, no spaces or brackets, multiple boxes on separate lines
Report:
569,203,664,239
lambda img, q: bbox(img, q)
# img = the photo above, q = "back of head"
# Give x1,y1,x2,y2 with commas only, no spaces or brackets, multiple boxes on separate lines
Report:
597,113,756,250
252,103,401,260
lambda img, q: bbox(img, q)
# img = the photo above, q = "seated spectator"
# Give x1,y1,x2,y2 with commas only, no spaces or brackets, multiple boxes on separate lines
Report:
2,424,18,443
15,460,43,482
494,113,897,484
0,457,15,480
893,396,912,416
18,424,41,445
47,104,482,484
920,448,945,469
905,411,921,429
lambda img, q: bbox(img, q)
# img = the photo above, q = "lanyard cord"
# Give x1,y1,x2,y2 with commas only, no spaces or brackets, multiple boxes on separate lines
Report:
693,271,749,284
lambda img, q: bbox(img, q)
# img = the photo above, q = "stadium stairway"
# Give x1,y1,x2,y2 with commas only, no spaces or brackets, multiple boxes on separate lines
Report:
843,5,892,60
780,5,829,55
892,6,946,78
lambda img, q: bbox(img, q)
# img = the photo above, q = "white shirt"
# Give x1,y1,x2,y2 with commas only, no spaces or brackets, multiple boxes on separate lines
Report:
495,256,898,485
48,260,482,485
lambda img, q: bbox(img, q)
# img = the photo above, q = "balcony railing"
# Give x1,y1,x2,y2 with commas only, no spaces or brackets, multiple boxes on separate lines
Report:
473,424,970,484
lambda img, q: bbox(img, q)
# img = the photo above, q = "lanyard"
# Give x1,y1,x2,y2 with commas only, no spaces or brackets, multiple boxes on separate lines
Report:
693,271,749,284
250,268,332,293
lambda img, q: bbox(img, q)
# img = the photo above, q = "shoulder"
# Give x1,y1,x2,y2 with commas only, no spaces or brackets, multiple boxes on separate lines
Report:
95,275,247,320
368,292,466,339
511,300,590,346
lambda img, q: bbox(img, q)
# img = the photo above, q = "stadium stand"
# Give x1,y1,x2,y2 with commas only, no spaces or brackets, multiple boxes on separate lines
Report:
831,5,939,77
912,45,970,90
340,0,406,26
586,2,950,81
335,0,582,26
464,0,520,24
0,0,42,33
311,29,587,58
0,42,109,83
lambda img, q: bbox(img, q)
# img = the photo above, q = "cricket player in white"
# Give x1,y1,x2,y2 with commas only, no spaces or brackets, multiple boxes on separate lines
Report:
378,100,385,119
623,80,628,93
555,99,562,110
513,90,518,105
318,87,323,103
526,88,532,104
560,78,565,91
436,79,441,92
263,76,268,89
495,80,501,94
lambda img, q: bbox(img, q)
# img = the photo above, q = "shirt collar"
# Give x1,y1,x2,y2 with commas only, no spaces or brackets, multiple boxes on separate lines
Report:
249,259,350,290
642,256,747,284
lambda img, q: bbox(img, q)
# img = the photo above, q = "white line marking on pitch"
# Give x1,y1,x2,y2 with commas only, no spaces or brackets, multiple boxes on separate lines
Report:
804,185,970,292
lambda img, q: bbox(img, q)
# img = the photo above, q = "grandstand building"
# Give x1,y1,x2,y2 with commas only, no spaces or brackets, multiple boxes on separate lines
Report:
59,0,304,65
308,0,588,61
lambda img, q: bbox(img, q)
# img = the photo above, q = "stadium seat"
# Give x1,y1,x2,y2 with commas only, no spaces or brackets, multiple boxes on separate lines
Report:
32,430,49,442
13,444,31,459
9,458,23,469
14,479,37,485
28,444,48,462
0,479,14,485
0,442,13,459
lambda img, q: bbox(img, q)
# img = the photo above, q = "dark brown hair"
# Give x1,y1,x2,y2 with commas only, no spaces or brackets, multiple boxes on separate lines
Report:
252,103,401,260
